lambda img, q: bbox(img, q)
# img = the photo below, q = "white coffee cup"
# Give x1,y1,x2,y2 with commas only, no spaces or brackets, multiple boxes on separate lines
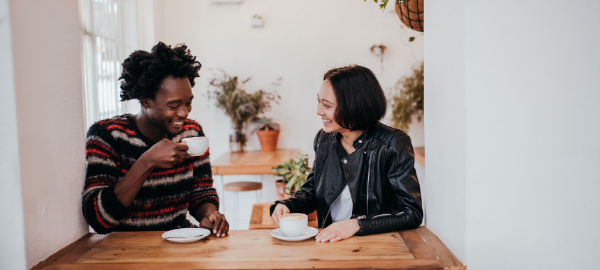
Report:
279,213,308,237
182,137,209,157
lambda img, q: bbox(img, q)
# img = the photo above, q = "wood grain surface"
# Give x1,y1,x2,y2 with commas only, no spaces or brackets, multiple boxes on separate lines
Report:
33,227,464,270
399,227,466,270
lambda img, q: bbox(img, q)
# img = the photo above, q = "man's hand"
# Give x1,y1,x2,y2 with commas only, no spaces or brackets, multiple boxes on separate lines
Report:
140,138,190,169
199,211,229,237
315,219,360,242
271,203,290,226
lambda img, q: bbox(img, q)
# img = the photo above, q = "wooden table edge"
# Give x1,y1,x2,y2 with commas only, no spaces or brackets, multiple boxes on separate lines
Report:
399,227,466,270
37,259,444,270
31,233,107,270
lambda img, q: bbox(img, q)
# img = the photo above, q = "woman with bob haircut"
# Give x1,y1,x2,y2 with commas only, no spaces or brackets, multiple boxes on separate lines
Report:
270,65,423,242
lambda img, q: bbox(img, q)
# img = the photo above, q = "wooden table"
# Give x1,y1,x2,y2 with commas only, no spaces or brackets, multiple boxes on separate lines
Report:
32,227,465,270
249,202,318,230
211,149,300,175
211,149,300,229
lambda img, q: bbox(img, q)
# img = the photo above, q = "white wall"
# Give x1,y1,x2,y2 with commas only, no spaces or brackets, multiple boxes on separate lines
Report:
8,0,89,268
0,0,27,269
152,0,425,161
423,0,467,260
426,0,600,269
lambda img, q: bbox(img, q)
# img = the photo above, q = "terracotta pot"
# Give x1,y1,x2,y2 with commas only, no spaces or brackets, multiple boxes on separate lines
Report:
395,0,424,32
256,129,280,151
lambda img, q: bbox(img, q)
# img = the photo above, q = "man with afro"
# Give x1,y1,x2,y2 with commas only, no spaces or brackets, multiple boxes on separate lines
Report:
82,42,229,237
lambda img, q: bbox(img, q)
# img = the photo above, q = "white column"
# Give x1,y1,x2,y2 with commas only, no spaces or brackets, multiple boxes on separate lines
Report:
0,0,26,268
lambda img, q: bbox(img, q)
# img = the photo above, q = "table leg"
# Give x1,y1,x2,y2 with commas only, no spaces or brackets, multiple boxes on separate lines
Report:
233,191,238,230
219,175,225,213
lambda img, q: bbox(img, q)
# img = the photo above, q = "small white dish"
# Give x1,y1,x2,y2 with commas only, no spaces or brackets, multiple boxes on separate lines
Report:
162,228,210,243
270,227,318,241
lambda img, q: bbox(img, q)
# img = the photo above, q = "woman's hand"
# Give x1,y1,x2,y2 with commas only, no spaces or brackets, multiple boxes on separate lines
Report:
315,219,360,242
271,203,290,226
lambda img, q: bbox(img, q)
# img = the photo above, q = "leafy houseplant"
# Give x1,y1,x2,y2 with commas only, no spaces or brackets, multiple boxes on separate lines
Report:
252,117,281,152
272,153,316,220
208,71,280,152
389,61,424,131
272,153,311,198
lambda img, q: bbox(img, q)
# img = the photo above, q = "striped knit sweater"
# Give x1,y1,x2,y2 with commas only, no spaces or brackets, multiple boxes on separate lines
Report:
82,114,218,234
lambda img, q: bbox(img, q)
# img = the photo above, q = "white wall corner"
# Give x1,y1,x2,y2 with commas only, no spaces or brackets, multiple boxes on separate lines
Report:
9,0,89,268
0,0,27,269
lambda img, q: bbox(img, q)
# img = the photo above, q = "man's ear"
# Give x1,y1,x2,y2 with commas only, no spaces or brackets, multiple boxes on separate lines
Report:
140,98,150,109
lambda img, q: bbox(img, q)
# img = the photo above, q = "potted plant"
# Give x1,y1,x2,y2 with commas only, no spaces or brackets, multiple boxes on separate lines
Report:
252,117,281,151
389,61,424,131
272,153,316,219
208,70,280,152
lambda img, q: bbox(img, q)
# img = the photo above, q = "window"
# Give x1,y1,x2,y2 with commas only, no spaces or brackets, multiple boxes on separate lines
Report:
81,0,138,127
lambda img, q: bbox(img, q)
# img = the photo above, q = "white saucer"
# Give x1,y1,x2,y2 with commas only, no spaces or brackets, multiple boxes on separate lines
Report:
270,227,318,241
162,228,210,243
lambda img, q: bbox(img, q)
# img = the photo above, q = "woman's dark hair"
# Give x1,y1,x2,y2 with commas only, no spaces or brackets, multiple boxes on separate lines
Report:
323,65,387,131
119,42,201,101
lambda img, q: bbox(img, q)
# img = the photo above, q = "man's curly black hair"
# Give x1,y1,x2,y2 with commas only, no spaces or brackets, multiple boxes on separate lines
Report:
118,42,201,101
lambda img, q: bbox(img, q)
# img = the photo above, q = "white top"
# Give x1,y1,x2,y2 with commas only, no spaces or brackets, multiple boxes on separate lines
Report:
330,185,353,223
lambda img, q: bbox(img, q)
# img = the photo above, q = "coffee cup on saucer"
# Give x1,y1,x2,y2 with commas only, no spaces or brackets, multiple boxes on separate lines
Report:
279,213,308,237
182,137,209,157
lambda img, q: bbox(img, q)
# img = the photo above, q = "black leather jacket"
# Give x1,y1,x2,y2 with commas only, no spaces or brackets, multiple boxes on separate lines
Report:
270,122,423,236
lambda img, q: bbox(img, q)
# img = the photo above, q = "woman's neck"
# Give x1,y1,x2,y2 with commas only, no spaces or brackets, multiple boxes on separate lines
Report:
338,129,364,154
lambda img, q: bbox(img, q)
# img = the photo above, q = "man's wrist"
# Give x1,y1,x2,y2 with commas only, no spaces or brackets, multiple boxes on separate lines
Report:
200,210,217,220
137,154,155,172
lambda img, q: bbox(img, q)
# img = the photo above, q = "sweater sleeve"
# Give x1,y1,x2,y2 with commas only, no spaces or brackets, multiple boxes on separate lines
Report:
188,149,219,214
187,125,219,214
81,123,129,234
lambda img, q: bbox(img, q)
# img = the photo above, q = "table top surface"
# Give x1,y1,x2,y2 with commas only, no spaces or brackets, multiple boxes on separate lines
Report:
33,227,464,270
249,203,318,230
211,149,300,175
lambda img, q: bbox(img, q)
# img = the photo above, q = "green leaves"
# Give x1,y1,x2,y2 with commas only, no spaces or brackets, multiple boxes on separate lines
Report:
365,0,392,10
208,70,280,128
389,62,424,132
409,36,415,42
272,153,311,195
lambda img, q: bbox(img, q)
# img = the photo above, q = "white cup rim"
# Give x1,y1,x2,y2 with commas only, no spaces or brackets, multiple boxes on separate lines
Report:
182,136,206,141
279,213,307,221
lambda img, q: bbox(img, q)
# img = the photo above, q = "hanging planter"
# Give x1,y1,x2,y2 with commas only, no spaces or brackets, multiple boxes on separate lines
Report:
395,0,424,32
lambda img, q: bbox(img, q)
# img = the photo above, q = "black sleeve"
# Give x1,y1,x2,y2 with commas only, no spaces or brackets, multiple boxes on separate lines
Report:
356,134,423,236
270,131,322,216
